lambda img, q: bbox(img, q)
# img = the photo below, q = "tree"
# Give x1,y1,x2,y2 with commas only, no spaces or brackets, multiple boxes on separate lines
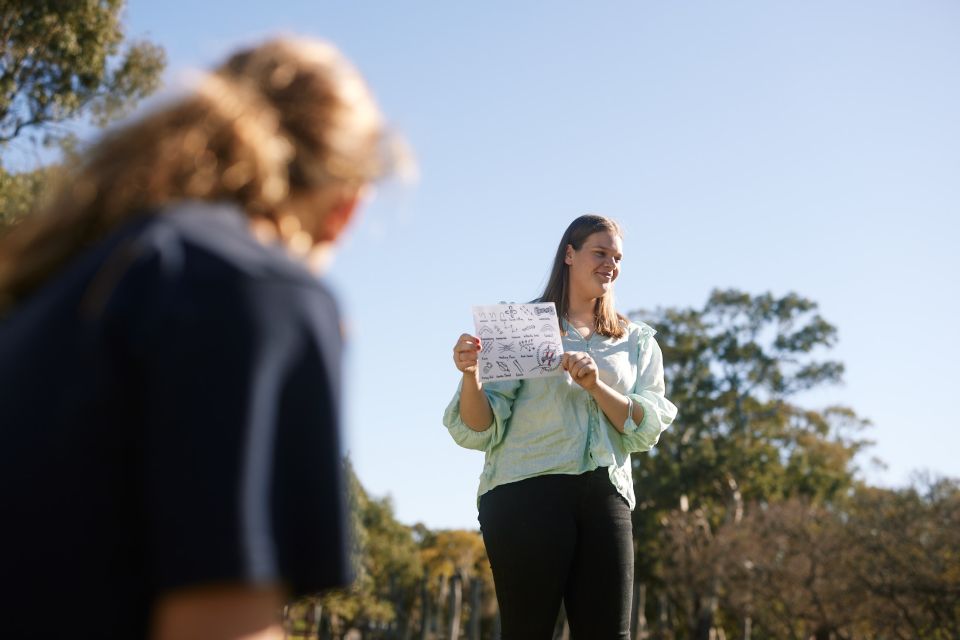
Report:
715,499,873,639
843,477,960,639
0,163,60,226
0,1,165,226
629,289,870,638
0,1,164,147
297,460,423,639
418,529,494,640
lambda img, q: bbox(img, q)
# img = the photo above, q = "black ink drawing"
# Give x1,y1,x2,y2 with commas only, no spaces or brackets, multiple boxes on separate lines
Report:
501,305,520,322
537,341,561,371
473,303,563,381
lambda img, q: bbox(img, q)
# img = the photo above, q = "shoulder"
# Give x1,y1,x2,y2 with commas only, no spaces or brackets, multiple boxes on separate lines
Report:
616,317,657,341
133,201,317,288
102,202,337,341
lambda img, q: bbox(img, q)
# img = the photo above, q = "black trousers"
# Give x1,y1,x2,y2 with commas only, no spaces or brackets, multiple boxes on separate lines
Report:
478,468,633,640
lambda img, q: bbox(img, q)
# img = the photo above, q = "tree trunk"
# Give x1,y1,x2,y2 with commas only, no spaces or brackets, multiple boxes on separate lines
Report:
448,573,463,640
467,577,482,640
437,574,449,637
632,581,647,640
656,591,671,640
419,577,432,640
694,591,718,640
307,602,322,640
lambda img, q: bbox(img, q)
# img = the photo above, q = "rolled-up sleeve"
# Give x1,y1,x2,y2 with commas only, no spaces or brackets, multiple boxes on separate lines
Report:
620,334,678,454
443,379,522,451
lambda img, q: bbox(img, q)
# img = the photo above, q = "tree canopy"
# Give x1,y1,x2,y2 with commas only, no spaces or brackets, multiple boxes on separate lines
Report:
0,1,165,148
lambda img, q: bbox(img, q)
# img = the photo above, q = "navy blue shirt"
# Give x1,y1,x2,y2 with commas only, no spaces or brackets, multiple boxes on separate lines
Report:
0,203,351,638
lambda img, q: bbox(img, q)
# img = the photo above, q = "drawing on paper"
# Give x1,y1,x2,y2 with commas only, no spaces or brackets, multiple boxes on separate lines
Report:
472,302,565,382
537,341,561,372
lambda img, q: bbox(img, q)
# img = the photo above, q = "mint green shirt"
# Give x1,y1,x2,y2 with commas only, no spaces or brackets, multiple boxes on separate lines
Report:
443,320,678,509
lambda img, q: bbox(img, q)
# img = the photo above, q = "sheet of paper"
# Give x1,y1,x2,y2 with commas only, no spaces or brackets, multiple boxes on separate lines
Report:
472,302,564,382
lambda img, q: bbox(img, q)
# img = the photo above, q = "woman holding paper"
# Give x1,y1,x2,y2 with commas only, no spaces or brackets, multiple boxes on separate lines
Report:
445,214,677,639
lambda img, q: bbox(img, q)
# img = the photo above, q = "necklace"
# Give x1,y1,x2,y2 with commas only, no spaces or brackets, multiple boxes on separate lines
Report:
564,316,595,342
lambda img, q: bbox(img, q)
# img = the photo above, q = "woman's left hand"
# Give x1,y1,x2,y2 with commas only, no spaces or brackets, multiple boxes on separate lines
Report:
562,351,600,391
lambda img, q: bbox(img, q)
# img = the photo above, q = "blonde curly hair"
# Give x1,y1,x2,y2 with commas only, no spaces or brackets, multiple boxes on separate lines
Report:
0,37,406,313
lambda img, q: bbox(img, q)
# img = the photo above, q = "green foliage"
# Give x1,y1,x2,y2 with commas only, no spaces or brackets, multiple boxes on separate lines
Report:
0,163,61,226
843,477,960,638
314,460,424,632
0,1,164,229
631,289,867,525
0,1,165,148
285,464,498,639
628,289,871,637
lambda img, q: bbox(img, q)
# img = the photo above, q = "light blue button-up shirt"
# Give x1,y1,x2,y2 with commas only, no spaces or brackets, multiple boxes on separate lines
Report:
443,319,678,509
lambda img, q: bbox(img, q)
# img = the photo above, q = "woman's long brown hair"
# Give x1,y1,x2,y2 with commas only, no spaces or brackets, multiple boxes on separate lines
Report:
538,214,627,339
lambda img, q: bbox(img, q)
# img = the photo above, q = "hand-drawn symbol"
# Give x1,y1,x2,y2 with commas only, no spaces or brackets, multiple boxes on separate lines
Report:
496,361,510,373
534,305,555,317
519,339,535,351
481,339,493,354
537,341,561,371
495,326,504,335
521,324,535,331
497,341,516,353
483,361,493,374
512,360,524,375
539,323,557,335
478,326,494,337
501,305,520,322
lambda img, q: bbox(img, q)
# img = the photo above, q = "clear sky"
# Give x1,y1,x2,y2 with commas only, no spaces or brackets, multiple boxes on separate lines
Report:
107,1,960,529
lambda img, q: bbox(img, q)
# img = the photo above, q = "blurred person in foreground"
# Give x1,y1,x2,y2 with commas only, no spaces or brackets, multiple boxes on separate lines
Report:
0,37,404,640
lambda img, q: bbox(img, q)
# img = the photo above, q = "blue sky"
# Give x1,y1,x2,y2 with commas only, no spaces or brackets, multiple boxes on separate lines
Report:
68,1,960,528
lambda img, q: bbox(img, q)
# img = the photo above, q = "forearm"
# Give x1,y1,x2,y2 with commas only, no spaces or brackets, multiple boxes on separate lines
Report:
150,585,285,640
459,373,494,431
590,381,644,434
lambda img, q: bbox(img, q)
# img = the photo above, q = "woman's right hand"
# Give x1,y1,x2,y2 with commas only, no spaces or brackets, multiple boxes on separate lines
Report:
452,333,481,376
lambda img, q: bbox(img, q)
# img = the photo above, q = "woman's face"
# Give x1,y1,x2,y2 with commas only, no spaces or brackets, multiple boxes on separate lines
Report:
565,229,623,301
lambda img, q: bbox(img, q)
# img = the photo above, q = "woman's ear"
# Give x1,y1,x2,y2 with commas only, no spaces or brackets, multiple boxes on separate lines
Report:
564,244,575,266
